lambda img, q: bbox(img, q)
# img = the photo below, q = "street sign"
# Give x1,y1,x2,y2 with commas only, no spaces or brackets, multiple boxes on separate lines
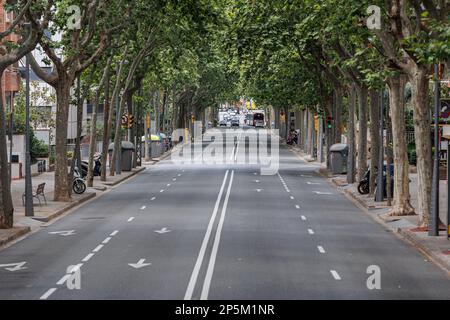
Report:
121,114,129,129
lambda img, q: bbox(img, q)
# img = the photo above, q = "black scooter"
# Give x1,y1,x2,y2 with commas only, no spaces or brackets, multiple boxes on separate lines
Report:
80,153,102,178
357,164,394,196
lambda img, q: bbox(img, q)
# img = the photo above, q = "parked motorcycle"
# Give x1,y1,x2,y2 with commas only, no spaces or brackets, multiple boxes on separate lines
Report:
287,130,298,145
72,167,86,194
357,164,394,197
80,153,102,178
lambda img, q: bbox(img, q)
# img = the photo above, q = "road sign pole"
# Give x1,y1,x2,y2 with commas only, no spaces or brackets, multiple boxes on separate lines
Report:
375,89,385,202
430,64,440,236
24,54,34,217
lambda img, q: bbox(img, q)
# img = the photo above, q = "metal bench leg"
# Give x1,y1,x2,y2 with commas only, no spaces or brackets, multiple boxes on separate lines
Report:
22,194,25,206
42,194,47,205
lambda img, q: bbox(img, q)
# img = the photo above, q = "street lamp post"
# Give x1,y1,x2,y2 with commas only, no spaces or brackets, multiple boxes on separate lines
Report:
24,54,34,216
429,64,441,236
375,89,385,202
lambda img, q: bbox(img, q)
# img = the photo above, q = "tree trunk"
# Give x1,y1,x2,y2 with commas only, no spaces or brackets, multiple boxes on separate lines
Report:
409,67,432,226
0,74,14,228
54,80,72,202
334,89,342,143
369,90,380,195
387,75,415,215
347,85,357,184
356,85,368,182
101,61,111,181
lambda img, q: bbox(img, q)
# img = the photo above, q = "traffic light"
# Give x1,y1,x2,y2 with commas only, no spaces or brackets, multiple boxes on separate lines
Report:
128,114,135,128
326,116,333,129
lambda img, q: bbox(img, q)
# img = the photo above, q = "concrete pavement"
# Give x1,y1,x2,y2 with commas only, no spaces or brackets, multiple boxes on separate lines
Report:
0,127,449,300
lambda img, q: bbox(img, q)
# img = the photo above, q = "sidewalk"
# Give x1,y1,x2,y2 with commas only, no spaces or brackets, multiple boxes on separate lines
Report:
0,165,145,248
288,143,450,275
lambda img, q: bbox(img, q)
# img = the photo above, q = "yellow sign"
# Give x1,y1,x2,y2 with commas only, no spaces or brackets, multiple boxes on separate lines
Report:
314,116,319,131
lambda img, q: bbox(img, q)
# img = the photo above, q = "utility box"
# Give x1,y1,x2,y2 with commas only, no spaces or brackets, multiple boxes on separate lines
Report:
108,141,135,171
329,143,348,174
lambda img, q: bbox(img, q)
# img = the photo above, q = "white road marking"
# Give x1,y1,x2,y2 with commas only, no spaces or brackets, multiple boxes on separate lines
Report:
151,197,156,201
331,270,341,280
110,230,119,236
301,215,307,221
128,258,151,269
307,181,321,185
160,189,165,193
314,191,333,195
140,206,146,210
178,174,181,177
290,196,295,200
308,228,315,235
93,245,104,253
56,264,83,285
127,217,135,222
102,237,112,244
201,170,235,300
167,183,171,187
82,253,95,262
295,205,300,209
0,262,27,272
40,288,57,300
256,189,263,192
184,170,230,300
48,230,76,236
154,227,171,234
173,178,177,181
318,246,326,253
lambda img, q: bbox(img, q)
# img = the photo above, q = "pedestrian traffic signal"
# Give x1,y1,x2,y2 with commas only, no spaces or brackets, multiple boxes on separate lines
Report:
326,116,333,129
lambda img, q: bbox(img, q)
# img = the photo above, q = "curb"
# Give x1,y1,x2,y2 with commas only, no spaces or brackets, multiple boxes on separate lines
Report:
102,167,146,186
32,192,97,223
0,227,31,248
397,228,450,277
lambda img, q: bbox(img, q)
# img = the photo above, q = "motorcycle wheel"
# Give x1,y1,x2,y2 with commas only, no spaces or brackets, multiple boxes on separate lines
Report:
357,181,370,195
73,179,86,194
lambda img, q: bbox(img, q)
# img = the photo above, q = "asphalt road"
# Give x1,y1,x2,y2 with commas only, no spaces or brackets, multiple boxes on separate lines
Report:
0,127,449,300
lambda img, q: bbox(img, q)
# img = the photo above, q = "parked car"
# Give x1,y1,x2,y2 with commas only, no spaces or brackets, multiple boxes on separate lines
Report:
231,117,240,127
219,120,227,127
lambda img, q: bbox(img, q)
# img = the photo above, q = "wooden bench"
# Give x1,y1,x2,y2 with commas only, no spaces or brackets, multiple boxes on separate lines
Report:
22,182,47,206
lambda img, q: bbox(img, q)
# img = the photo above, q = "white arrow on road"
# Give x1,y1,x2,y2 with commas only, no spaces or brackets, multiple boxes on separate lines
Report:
154,227,172,234
128,259,151,269
0,262,27,271
48,230,76,236
313,191,333,195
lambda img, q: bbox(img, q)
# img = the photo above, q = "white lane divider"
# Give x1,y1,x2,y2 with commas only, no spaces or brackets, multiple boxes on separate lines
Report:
82,253,95,262
167,183,171,187
127,217,135,222
93,245,104,253
39,230,120,300
301,215,307,221
151,197,156,201
330,270,342,280
201,170,235,300
40,288,57,300
140,206,146,210
173,178,177,181
295,205,300,209
103,237,112,244
160,189,165,193
317,246,326,253
184,170,230,300
290,196,295,200
277,172,291,193
307,228,315,235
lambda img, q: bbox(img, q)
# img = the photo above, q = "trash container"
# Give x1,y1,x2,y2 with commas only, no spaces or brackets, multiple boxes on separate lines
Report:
150,135,162,158
108,141,135,171
329,143,348,174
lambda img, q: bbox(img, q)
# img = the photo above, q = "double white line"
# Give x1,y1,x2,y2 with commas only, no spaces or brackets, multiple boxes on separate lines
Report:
184,169,235,300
